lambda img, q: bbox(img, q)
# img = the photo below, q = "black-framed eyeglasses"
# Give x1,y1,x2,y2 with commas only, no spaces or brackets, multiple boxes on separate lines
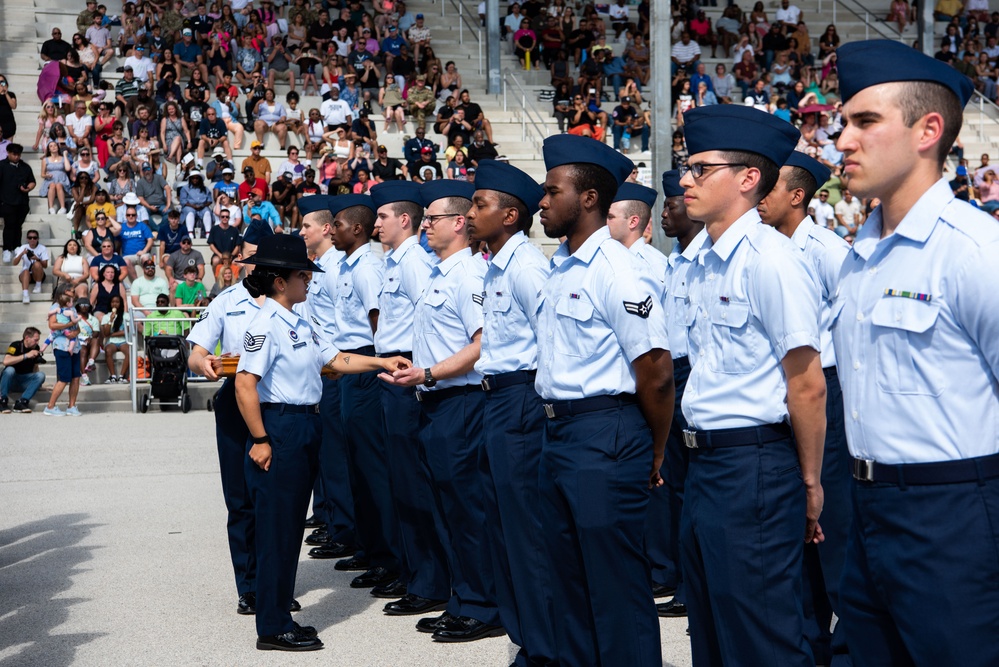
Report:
27,235,39,240
126,213,137,217
679,162,748,179
423,213,460,226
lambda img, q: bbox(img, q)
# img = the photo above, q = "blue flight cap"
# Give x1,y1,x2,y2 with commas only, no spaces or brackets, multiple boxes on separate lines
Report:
613,182,658,208
683,105,799,167
370,181,423,209
241,218,274,246
420,180,475,207
328,194,377,216
662,169,684,198
296,194,338,217
542,134,635,187
837,39,974,106
784,151,831,190
473,160,545,216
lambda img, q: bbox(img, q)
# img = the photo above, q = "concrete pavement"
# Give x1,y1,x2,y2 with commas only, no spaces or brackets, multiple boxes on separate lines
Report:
0,411,693,666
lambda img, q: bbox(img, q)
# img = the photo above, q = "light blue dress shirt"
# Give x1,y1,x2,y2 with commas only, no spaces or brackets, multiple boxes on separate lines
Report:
237,297,325,405
665,229,709,360
535,226,670,401
631,238,670,302
330,244,384,351
304,246,345,361
475,232,551,376
413,247,487,391
375,235,434,354
187,281,262,354
789,215,850,369
683,210,820,430
831,178,999,464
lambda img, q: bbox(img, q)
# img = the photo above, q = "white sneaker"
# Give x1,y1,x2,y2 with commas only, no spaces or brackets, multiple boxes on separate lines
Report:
2,250,10,263
43,406,65,416
105,375,117,384
22,291,30,304
57,207,67,215
66,406,82,416
33,282,42,293
66,203,76,219
85,359,96,372
80,374,91,386
48,207,56,215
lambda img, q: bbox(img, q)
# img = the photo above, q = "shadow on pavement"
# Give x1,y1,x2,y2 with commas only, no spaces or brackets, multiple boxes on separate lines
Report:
0,513,106,667
296,557,383,630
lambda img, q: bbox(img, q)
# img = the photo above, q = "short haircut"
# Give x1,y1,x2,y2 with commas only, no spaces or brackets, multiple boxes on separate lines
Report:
309,209,334,227
784,166,820,204
156,292,170,301
619,199,652,226
342,205,376,237
720,150,780,203
23,326,41,338
440,196,473,217
7,143,22,155
495,191,532,233
168,209,180,219
891,81,963,166
391,201,424,232
183,265,198,275
565,164,617,218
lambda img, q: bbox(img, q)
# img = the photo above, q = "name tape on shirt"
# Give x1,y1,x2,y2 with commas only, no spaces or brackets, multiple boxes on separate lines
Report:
623,296,654,319
243,332,266,352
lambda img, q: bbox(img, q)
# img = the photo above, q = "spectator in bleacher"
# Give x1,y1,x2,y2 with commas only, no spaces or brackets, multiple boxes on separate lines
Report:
950,164,973,202
52,239,90,300
456,89,494,145
210,88,244,150
89,236,126,282
1,327,45,414
504,3,525,39
320,85,354,130
252,89,289,151
41,28,72,63
180,171,214,238
408,12,431,64
69,172,99,234
566,93,603,141
165,235,206,292
790,21,814,65
157,209,188,262
145,293,188,337
66,101,94,154
378,75,408,134
296,168,322,197
12,230,49,304
208,263,239,300
350,109,379,152
82,201,117,252
243,188,282,231
131,255,170,320
406,75,435,131
136,163,173,225
611,96,638,151
43,290,83,416
204,146,232,182
369,145,405,182
213,165,239,199
977,169,999,212
467,130,498,168
100,293,129,383
934,0,964,22
206,208,241,268
513,19,539,70
833,188,863,238
410,145,442,182
238,166,269,202
671,31,701,76
270,172,298,227
734,49,759,98
118,205,154,279
124,44,156,86
40,141,72,216
761,22,788,69
710,63,735,104
196,105,232,163
775,0,802,33
817,24,839,60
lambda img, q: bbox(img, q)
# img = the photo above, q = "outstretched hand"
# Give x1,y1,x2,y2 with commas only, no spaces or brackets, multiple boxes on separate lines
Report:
379,365,424,387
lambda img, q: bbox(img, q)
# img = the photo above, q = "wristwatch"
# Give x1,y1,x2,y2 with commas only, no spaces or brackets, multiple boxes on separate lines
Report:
423,368,437,387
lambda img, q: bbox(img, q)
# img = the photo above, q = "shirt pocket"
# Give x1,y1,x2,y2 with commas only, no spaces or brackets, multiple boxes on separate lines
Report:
707,299,759,374
553,296,600,358
420,288,448,336
485,294,514,342
379,278,402,318
871,297,946,396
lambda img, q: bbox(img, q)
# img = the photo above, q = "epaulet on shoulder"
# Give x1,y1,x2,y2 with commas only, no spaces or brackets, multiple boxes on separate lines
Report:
942,199,999,246
746,221,791,253
597,236,638,271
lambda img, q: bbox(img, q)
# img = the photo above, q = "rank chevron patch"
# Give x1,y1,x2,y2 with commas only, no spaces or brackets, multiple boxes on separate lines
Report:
623,296,654,319
243,332,267,352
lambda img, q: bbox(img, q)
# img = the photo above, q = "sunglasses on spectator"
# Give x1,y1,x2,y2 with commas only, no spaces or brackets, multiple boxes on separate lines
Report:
27,235,39,240
126,213,137,217
80,151,90,155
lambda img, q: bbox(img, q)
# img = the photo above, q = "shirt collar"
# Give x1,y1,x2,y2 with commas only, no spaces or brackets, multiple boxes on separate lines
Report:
703,208,758,263
343,242,370,267
852,177,951,259
269,297,303,328
385,234,418,265
670,227,709,268
628,237,647,254
489,231,527,271
552,225,610,269
789,215,815,250
434,246,471,276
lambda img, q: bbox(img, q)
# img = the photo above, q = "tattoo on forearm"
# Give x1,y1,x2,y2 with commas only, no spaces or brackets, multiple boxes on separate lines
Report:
343,355,350,365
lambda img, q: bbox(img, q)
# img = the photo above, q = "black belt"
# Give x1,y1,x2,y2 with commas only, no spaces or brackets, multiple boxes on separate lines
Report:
415,384,483,404
481,369,536,392
672,356,690,371
343,345,375,355
376,351,413,360
542,393,637,419
852,452,999,485
261,402,320,414
823,366,838,380
682,422,792,449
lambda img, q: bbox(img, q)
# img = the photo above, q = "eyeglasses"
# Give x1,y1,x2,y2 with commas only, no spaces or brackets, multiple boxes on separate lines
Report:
96,215,106,220
126,213,137,217
80,151,90,155
181,238,192,243
27,235,39,240
679,162,748,179
423,213,460,226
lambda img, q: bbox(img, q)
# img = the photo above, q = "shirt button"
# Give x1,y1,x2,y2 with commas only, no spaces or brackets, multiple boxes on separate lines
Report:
856,313,864,321
895,314,902,322
721,312,727,319
868,268,877,275
852,410,859,420
853,361,860,370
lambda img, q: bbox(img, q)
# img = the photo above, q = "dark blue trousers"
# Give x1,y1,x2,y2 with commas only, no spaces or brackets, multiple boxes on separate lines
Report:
244,406,320,636
418,388,499,624
840,473,999,667
213,379,255,597
482,382,557,667
803,366,852,664
681,435,813,667
340,367,399,570
316,376,355,544
381,381,450,600
650,356,691,598
540,403,661,667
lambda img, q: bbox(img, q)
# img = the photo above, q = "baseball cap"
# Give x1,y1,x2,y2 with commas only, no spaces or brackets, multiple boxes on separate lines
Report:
389,25,397,31
243,165,255,173
182,28,193,36
212,146,225,157
416,12,424,18
141,163,152,171
222,167,234,174
957,165,969,176
421,146,433,154
123,65,133,71
251,139,263,148
282,171,293,180
142,258,156,267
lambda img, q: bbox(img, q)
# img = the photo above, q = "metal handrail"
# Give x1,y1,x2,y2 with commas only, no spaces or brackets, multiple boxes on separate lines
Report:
818,0,906,40
501,69,550,146
440,0,484,74
126,306,209,412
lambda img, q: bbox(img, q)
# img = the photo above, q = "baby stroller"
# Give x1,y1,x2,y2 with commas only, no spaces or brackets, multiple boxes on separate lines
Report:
140,335,192,413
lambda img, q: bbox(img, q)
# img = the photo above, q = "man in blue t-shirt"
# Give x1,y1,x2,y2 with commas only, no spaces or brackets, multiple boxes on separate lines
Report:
117,205,154,279
380,25,408,69
212,167,239,199
173,29,206,81
157,210,189,263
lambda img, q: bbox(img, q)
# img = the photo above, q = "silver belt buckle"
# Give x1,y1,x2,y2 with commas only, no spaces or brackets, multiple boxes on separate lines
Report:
853,458,876,482
481,377,494,392
543,404,556,419
683,429,699,449
415,390,425,403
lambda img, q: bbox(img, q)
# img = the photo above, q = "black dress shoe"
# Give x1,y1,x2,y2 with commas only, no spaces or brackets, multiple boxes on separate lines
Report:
334,554,371,571
657,599,688,618
289,598,302,612
237,592,256,615
308,541,357,559
416,611,461,633
256,628,324,651
385,594,448,616
304,515,325,529
371,578,408,598
350,566,399,589
304,528,330,546
432,616,507,643
294,621,317,637
652,583,677,598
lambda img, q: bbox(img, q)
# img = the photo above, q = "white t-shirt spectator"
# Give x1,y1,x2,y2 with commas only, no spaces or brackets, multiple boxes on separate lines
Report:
809,198,835,229
123,54,155,81
835,197,863,228
775,4,802,25
672,40,701,64
609,4,630,22
504,12,523,35
320,98,353,126
66,112,93,140
15,243,50,272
